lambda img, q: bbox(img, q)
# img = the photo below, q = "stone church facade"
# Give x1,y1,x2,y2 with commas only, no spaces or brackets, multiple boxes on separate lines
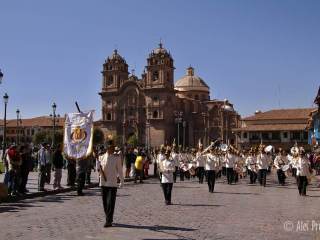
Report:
98,43,240,148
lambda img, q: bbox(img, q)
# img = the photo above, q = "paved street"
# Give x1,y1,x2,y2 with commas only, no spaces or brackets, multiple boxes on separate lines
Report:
1,172,320,240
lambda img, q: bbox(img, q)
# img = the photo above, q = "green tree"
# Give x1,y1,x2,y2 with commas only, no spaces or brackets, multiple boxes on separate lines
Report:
127,134,138,147
33,129,63,146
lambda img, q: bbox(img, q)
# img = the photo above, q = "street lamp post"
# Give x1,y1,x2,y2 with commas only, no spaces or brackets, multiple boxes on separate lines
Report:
182,120,186,150
0,69,3,84
222,99,234,145
174,111,183,147
51,102,57,147
16,109,20,146
201,112,208,146
3,93,9,160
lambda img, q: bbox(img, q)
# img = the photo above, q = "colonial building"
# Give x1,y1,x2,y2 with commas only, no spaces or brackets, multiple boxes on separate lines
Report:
98,43,240,148
234,108,315,151
0,116,64,145
308,87,320,145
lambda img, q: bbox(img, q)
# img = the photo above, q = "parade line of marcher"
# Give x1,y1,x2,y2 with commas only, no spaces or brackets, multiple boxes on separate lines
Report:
95,139,320,228
1,138,320,228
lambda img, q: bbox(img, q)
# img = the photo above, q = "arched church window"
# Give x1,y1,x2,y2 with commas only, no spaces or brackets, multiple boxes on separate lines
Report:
106,113,112,121
195,95,199,100
153,71,159,81
153,110,158,119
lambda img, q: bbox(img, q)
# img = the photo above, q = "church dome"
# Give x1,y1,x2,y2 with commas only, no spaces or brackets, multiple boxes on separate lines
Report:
175,66,209,92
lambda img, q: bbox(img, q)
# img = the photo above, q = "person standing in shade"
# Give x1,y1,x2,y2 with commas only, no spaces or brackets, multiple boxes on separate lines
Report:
38,143,49,191
45,144,52,184
19,144,33,194
52,144,64,190
160,147,175,205
97,140,124,228
7,145,21,196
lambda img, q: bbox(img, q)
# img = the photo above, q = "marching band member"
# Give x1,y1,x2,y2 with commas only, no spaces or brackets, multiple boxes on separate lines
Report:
97,140,124,228
160,147,175,205
245,149,257,184
178,149,187,181
274,148,288,185
290,150,299,178
184,148,192,180
256,145,269,187
205,147,220,192
156,145,166,182
296,147,311,196
196,143,206,184
224,148,236,184
171,145,180,183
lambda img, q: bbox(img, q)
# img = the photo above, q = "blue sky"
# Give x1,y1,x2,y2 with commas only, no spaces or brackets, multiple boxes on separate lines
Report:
0,0,319,120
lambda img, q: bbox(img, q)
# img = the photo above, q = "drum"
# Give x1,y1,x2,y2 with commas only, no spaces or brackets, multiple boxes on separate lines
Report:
282,165,290,172
180,163,188,172
189,167,196,176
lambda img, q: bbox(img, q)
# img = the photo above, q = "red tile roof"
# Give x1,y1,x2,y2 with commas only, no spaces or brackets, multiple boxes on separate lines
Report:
233,123,307,132
0,116,65,128
243,108,315,121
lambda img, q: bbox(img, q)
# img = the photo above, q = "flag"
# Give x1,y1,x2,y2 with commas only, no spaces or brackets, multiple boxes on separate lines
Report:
63,111,94,159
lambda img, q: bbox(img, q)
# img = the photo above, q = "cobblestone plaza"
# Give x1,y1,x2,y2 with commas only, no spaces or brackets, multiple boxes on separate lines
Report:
1,173,320,240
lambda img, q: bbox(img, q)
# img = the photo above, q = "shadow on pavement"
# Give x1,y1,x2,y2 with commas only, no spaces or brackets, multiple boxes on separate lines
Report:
0,202,43,213
113,223,197,240
214,191,259,195
143,239,194,240
171,203,222,207
113,223,196,232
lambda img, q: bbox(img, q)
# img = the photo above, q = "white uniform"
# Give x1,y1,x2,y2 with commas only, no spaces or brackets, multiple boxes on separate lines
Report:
274,155,288,170
296,157,310,177
161,159,175,183
196,152,206,168
224,153,236,168
256,153,269,170
171,152,180,168
205,153,220,171
157,153,166,172
245,155,256,171
97,153,124,188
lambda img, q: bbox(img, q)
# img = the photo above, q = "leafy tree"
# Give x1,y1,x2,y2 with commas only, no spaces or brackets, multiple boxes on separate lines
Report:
33,129,63,146
127,134,138,147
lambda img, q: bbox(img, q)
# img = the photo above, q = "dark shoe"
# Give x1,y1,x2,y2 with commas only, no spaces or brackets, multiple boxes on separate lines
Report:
104,222,112,228
77,191,84,196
